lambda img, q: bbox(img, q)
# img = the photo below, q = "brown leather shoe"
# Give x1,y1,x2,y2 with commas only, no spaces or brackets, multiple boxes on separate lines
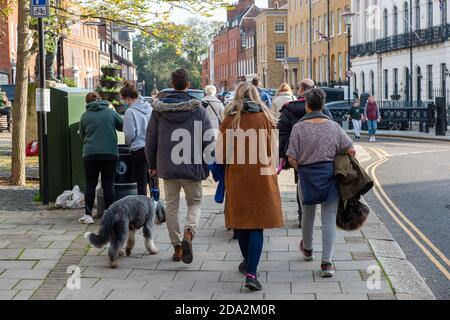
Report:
173,245,182,262
181,229,193,264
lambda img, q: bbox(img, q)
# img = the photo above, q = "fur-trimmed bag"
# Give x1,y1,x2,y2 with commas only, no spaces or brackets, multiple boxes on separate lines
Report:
337,196,370,231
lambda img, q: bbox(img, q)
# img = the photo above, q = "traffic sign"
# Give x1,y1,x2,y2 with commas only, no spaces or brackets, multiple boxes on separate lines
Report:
346,70,354,78
36,88,50,112
30,0,49,18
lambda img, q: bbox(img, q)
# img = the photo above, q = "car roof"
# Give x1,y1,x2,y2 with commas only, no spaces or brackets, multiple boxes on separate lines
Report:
160,88,204,92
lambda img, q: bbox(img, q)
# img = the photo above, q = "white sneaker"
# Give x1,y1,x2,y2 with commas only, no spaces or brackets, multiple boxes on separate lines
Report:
369,136,374,142
373,136,376,142
79,215,95,225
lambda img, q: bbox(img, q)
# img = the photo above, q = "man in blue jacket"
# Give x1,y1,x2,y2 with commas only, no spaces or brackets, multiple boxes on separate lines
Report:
252,78,272,109
146,69,214,265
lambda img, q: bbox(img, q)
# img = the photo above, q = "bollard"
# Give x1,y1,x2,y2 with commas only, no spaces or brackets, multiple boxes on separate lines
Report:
435,97,447,136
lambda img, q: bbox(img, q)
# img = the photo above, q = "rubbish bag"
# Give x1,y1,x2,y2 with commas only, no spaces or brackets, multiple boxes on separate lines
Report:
55,185,85,209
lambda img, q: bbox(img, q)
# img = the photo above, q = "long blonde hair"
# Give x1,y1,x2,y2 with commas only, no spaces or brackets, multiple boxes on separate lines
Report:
225,82,276,129
276,83,293,96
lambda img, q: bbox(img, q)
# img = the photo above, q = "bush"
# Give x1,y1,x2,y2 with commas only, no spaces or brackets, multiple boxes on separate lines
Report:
63,78,77,87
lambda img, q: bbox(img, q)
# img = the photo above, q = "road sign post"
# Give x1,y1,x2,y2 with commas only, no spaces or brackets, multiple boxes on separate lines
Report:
31,0,50,204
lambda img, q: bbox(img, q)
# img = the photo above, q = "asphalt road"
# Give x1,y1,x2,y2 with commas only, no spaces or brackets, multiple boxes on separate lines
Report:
358,136,450,300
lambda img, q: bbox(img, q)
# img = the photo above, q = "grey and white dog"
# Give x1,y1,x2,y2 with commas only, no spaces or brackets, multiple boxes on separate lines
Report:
84,195,165,268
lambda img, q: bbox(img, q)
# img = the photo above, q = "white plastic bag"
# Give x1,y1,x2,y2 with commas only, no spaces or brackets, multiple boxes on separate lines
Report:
55,185,85,209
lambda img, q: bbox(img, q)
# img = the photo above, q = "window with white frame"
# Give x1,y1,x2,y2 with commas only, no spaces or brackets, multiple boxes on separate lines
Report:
275,21,285,33
275,44,286,60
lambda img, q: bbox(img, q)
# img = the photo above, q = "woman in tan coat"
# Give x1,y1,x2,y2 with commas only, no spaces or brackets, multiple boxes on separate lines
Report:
216,82,283,291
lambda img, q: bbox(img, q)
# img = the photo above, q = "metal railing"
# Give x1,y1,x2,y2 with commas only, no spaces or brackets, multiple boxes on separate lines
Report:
351,24,450,58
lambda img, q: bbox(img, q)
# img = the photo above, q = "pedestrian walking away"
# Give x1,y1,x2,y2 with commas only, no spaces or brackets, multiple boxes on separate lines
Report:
0,92,11,131
216,82,284,291
278,78,334,228
79,92,124,224
121,81,153,196
286,88,356,278
202,84,225,137
363,95,381,142
251,78,272,109
272,83,295,120
348,96,362,140
146,68,214,264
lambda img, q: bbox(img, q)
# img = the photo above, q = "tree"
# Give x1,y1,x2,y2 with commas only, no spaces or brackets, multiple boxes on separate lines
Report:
10,0,36,185
6,0,229,186
134,18,222,92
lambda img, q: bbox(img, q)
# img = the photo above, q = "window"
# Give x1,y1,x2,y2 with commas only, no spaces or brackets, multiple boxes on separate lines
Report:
384,69,389,99
275,44,286,60
275,21,285,33
295,24,299,46
362,71,366,93
441,63,448,94
370,70,375,95
415,0,421,30
383,9,389,37
427,65,433,100
441,0,448,25
338,53,343,80
394,68,399,95
393,6,399,35
337,9,342,34
331,12,335,36
290,26,294,47
427,0,433,27
404,2,409,33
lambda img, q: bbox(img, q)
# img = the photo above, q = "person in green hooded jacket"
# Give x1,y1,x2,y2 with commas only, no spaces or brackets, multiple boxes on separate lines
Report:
79,92,123,224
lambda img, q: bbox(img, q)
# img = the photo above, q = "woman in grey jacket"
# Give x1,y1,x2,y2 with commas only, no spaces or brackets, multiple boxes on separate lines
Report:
121,82,153,195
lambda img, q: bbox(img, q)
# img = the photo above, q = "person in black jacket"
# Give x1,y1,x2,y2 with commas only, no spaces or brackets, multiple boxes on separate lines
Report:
278,79,333,228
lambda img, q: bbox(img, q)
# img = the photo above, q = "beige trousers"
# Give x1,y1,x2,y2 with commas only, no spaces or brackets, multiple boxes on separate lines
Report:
163,179,203,247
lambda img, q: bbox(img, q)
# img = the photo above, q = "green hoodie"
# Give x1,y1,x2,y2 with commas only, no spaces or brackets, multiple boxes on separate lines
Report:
79,100,123,158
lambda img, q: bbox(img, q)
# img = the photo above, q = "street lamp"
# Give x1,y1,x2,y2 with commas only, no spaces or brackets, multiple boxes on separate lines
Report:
342,10,356,109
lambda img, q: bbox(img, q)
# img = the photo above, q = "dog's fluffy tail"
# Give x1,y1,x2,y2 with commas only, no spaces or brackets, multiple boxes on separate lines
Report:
84,231,109,248
83,210,113,248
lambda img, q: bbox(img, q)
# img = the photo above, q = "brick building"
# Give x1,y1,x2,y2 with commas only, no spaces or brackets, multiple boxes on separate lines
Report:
0,2,17,85
212,0,259,91
256,2,288,89
60,22,101,90
284,0,350,89
201,52,210,88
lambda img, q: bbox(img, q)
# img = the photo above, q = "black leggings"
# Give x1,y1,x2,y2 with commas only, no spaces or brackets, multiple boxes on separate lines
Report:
130,148,150,196
84,159,117,216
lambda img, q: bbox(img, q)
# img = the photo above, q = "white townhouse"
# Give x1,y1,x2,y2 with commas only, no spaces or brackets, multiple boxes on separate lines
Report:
350,0,449,105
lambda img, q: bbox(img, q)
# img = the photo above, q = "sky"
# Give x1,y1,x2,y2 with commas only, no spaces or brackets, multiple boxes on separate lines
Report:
168,0,269,23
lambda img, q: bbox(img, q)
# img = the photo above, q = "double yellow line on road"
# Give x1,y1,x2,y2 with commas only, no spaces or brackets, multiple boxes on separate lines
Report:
366,147,450,280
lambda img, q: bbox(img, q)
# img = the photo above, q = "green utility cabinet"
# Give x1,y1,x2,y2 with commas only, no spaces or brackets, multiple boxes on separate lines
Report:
44,87,125,202
45,87,90,201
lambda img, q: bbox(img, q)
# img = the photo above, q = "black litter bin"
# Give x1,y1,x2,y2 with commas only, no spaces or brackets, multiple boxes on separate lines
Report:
115,145,138,200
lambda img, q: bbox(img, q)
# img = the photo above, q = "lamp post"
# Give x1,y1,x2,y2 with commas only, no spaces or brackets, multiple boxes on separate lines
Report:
342,10,356,109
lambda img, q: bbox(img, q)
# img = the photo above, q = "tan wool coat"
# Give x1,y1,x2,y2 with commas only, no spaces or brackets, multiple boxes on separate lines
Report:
217,112,284,230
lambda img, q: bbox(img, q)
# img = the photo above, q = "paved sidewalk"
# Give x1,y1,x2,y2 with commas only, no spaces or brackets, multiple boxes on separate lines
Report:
346,129,450,142
0,151,435,300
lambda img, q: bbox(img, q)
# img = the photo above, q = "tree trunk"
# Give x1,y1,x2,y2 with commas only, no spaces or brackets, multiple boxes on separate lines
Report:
10,0,33,186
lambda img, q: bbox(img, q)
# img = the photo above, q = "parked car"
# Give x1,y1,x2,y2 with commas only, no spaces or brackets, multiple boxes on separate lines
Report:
326,100,409,131
141,96,154,104
0,84,15,103
156,89,205,101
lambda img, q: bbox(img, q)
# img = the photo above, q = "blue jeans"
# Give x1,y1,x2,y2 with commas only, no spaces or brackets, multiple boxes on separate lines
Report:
237,229,264,276
367,120,378,136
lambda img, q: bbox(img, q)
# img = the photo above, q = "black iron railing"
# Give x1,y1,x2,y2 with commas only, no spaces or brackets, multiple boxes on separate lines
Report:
351,24,450,58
